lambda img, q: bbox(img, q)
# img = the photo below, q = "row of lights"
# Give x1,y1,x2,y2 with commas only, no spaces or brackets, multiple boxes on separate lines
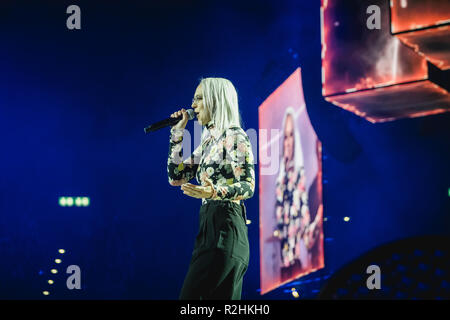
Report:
42,249,65,296
324,216,351,222
58,197,90,207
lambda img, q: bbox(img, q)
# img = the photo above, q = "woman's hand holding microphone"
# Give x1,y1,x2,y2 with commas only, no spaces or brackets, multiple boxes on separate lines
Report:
170,108,189,130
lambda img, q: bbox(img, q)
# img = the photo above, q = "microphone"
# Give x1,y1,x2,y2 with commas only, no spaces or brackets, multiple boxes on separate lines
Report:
144,109,195,133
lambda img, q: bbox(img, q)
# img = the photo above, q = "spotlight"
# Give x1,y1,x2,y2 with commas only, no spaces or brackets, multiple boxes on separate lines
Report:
291,288,300,298
59,196,90,207
82,197,90,206
55,259,62,264
343,216,350,222
48,280,54,285
51,269,58,274
58,197,66,207
42,291,49,296
58,249,65,254
246,219,251,225
66,197,74,206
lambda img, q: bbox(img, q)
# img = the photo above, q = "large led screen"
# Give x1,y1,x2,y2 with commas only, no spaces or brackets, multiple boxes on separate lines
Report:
259,68,324,295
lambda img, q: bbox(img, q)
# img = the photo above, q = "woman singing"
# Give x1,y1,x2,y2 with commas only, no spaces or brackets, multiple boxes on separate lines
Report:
167,77,255,300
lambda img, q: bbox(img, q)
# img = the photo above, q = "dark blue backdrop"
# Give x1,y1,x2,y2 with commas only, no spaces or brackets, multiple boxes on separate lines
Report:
0,0,449,299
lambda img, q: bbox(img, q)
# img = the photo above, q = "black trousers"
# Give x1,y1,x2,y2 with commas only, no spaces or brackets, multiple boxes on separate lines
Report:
179,200,250,300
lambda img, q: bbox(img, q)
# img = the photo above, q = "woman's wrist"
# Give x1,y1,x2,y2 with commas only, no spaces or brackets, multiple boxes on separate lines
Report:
170,127,184,143
208,185,217,199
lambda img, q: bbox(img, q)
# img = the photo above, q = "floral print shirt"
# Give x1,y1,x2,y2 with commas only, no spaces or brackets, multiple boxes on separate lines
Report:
167,121,255,204
275,165,310,268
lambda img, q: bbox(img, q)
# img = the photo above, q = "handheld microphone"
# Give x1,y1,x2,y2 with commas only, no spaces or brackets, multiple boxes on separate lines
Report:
144,109,195,133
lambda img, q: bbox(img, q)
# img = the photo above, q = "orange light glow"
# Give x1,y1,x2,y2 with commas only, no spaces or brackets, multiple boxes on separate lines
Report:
321,0,428,97
391,0,450,33
326,80,450,123
396,26,450,70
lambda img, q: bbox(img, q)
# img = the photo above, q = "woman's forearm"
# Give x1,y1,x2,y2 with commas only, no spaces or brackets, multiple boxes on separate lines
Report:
167,128,198,185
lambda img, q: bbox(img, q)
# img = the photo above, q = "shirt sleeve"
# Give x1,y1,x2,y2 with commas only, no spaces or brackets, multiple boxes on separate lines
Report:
210,130,255,201
167,128,201,186
275,176,285,226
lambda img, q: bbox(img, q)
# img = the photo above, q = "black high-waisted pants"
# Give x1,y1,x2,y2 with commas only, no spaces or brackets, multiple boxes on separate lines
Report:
179,200,250,300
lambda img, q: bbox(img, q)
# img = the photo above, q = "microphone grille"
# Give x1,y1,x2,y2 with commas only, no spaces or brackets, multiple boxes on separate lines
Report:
186,109,195,120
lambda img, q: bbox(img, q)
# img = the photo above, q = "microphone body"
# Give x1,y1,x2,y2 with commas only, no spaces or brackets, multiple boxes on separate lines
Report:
144,109,195,133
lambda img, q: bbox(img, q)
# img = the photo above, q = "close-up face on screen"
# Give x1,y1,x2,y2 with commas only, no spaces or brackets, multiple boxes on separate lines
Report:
0,0,449,316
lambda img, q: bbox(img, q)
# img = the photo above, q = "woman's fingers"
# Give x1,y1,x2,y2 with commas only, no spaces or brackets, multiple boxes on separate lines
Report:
181,184,201,193
170,108,186,118
181,184,195,192
183,188,194,195
181,185,196,193
181,183,197,190
181,183,213,199
182,188,201,198
170,108,189,130
181,183,207,199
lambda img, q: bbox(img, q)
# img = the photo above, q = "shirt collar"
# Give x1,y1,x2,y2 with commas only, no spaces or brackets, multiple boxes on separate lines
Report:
206,120,214,130
206,120,221,140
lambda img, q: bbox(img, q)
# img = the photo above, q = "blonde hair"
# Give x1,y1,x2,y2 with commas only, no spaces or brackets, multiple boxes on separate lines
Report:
277,107,304,183
199,77,241,136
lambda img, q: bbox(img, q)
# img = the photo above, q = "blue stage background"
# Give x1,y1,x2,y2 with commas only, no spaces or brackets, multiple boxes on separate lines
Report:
0,0,449,299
